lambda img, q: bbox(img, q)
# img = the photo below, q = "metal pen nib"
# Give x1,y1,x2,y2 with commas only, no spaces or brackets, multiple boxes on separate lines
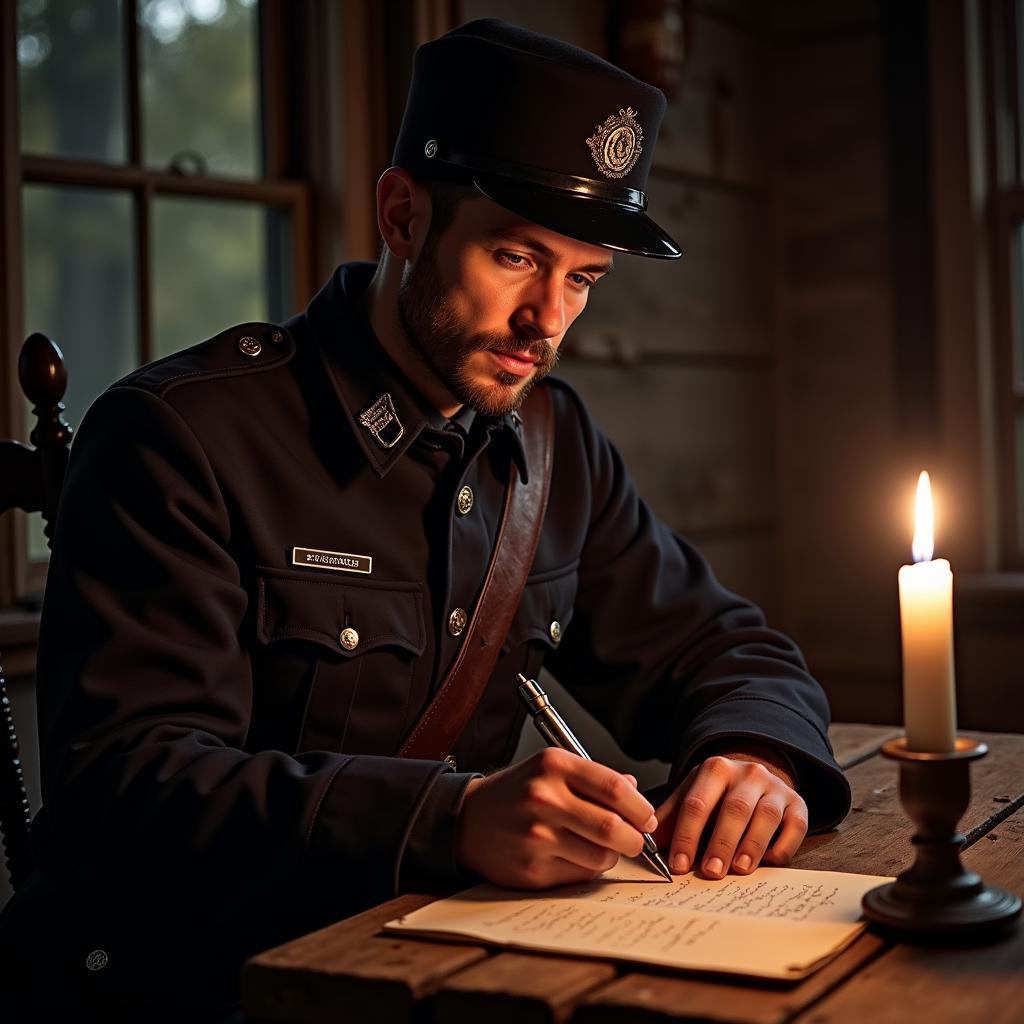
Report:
641,835,674,881
517,673,674,882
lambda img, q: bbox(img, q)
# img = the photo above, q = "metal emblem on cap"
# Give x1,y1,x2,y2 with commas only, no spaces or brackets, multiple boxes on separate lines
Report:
358,393,404,449
424,138,438,158
586,106,644,180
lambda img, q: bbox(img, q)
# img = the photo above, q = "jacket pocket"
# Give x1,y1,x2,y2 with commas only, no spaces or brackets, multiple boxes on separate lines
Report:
502,560,579,654
253,567,426,755
450,562,579,773
256,566,426,658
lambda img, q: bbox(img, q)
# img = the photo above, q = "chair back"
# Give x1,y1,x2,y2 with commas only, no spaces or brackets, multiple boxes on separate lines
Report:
0,333,73,890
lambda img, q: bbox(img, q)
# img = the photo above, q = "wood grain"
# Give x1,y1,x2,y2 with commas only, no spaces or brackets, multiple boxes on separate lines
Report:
826,723,902,770
433,952,616,1024
242,732,1024,1024
572,933,887,1024
556,362,776,538
655,13,769,189
771,20,903,723
789,807,1024,1023
793,731,1024,876
241,893,486,1024
576,181,771,359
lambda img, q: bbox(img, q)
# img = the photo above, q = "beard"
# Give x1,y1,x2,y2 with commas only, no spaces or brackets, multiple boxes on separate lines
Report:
396,240,559,417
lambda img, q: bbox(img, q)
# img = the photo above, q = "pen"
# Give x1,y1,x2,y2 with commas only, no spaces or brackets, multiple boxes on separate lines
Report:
516,673,673,881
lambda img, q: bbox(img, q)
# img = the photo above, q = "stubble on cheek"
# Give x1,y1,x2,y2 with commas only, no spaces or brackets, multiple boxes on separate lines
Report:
397,252,561,415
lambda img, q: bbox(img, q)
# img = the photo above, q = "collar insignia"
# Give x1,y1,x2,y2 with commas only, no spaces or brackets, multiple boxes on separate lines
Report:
358,392,404,449
586,106,643,179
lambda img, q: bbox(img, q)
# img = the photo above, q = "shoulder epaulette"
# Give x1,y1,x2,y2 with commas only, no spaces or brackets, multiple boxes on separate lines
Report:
116,322,296,397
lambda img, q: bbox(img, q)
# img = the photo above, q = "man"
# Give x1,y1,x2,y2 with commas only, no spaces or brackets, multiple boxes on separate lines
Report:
1,19,850,1020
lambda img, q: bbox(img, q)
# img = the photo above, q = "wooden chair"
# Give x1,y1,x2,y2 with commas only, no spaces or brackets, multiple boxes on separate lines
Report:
0,333,73,890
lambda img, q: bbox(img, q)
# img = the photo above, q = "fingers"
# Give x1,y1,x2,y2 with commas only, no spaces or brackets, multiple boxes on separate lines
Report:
763,801,809,866
550,749,657,833
523,749,656,861
515,820,620,888
548,826,620,875
700,777,784,877
532,856,612,889
666,757,808,879
554,789,650,858
666,757,732,874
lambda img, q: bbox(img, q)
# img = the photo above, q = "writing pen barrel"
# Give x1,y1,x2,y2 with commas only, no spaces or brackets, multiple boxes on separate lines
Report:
517,675,590,759
517,674,672,881
535,705,590,759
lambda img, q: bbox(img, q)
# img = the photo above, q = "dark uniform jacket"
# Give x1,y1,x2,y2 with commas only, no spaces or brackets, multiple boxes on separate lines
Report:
2,261,851,1017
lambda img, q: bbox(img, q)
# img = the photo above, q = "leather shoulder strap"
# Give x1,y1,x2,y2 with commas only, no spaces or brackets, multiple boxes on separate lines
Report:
397,385,555,761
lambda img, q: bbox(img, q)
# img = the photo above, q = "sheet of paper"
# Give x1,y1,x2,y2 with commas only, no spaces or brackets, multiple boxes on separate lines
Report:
384,862,895,980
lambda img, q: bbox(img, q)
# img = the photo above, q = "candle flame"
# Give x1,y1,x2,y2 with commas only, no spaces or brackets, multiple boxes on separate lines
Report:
912,470,934,562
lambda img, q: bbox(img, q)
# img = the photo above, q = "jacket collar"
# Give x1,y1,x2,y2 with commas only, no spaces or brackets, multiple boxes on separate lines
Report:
303,262,528,480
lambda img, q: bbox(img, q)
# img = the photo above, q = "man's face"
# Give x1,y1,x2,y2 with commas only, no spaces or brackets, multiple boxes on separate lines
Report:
397,192,614,416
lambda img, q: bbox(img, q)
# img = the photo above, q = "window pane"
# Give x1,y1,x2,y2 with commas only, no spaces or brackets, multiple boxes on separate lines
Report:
151,196,274,357
22,184,138,558
1018,413,1024,550
18,0,127,162
140,0,262,178
1018,224,1024,391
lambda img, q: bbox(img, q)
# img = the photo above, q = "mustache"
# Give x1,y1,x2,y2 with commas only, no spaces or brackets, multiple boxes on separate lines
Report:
476,334,559,371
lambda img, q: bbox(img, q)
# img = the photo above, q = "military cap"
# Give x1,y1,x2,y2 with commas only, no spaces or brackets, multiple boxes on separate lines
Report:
392,19,681,260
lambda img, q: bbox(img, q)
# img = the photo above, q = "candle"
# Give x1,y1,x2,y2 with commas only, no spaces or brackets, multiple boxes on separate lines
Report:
897,471,957,752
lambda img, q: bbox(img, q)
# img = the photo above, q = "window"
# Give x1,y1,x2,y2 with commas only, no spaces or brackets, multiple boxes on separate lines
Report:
982,0,1024,567
6,0,311,600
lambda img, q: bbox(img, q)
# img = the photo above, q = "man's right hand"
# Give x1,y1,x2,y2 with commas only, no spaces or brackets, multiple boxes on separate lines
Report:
454,747,658,888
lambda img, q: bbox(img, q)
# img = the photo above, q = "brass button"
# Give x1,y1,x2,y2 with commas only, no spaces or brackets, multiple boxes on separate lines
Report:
456,485,474,516
270,329,284,344
448,607,468,637
339,627,360,651
443,754,458,770
237,335,262,357
85,949,109,972
549,620,562,644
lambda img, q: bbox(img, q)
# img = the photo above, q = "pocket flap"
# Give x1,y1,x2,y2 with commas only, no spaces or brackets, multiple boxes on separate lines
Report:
503,563,579,652
256,568,426,657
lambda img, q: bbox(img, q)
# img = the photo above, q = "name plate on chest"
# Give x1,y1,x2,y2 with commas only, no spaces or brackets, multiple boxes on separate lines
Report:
292,547,373,574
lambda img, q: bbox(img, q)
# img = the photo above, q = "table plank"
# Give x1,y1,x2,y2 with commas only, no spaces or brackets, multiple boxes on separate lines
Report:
241,894,486,1024
571,932,888,1024
827,723,902,770
793,731,1024,875
790,806,1024,1024
566,731,1023,1023
433,952,617,1024
242,730,1024,1024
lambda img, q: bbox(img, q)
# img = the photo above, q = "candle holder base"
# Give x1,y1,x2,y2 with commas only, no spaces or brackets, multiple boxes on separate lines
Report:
861,738,1021,940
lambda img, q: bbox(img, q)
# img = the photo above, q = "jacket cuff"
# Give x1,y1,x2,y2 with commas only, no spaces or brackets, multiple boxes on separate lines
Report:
397,769,483,890
306,755,452,907
671,696,852,834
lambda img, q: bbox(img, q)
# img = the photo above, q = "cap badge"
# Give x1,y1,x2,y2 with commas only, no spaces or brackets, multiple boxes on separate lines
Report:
586,106,644,180
358,392,404,449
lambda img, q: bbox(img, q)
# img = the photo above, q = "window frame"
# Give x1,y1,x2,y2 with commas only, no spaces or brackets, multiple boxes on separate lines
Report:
983,0,1024,569
1,0,312,605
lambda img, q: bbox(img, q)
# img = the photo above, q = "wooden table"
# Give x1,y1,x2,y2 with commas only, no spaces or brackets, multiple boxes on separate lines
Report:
242,725,1024,1023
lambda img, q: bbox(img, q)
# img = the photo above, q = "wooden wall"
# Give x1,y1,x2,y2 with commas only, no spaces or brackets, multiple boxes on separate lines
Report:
771,0,905,724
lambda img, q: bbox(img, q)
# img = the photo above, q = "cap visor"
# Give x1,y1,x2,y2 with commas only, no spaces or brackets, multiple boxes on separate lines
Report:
473,177,682,259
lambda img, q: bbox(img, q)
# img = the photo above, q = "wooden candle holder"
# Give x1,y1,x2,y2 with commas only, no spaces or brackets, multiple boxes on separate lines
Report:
861,737,1021,937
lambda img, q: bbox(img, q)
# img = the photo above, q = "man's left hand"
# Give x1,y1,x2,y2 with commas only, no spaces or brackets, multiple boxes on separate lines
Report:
650,744,808,879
